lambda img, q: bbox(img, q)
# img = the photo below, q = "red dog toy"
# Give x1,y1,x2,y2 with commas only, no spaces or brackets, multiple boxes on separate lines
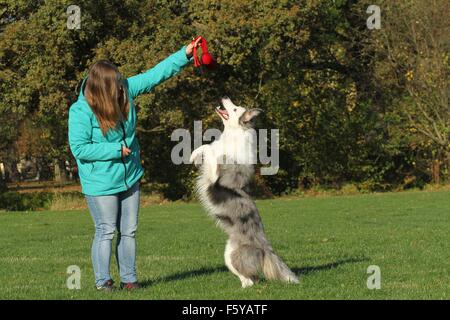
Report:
192,36,217,70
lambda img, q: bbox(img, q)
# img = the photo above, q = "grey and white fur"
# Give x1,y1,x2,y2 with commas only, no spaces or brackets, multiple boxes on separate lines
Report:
189,97,299,288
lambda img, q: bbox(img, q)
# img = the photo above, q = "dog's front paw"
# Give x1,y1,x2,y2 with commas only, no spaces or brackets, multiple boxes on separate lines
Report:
189,146,204,167
241,278,254,288
287,275,299,284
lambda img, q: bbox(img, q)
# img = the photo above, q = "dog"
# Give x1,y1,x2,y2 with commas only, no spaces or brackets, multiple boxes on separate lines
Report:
189,97,299,288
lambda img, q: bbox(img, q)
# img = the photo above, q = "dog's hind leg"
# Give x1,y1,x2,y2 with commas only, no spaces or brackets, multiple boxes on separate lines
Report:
224,240,254,288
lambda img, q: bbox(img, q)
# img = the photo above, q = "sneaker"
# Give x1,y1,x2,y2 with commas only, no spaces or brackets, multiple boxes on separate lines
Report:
120,282,142,290
96,279,115,292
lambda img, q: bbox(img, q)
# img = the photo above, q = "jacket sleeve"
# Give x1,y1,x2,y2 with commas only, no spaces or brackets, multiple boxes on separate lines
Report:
68,106,123,161
126,46,192,98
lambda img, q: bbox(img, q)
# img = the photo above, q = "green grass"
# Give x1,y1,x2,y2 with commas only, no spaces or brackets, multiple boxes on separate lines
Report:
0,190,449,300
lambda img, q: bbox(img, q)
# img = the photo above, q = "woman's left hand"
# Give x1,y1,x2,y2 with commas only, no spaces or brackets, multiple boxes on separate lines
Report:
186,37,202,58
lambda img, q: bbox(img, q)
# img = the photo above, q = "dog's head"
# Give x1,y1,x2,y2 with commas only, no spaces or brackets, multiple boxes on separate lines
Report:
216,97,262,129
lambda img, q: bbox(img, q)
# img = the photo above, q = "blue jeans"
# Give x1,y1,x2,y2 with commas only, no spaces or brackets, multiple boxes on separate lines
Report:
85,181,140,287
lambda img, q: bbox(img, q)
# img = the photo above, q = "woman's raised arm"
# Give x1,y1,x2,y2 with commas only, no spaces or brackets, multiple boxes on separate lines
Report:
126,43,196,99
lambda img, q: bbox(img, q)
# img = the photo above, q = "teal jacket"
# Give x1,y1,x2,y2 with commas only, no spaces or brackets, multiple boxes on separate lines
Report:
68,46,191,196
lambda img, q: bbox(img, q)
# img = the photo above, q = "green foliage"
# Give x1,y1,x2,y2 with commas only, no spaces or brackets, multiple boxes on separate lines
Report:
0,0,448,199
0,191,53,211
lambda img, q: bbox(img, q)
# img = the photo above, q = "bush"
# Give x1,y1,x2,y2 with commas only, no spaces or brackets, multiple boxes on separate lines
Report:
339,184,360,195
48,192,86,211
0,179,6,193
0,191,53,211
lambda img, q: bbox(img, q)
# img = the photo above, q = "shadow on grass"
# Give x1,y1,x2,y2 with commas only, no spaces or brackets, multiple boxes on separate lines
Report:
140,257,368,288
140,265,228,288
291,257,369,276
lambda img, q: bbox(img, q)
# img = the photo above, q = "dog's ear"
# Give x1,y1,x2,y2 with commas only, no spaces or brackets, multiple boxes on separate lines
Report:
239,108,262,125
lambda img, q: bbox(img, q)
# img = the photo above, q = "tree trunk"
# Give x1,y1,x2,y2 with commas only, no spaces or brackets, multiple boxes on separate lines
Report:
54,159,68,183
4,160,20,182
431,159,441,184
0,175,6,192
445,151,450,183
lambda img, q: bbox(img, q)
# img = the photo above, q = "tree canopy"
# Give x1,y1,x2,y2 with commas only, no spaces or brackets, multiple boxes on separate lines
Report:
0,0,448,198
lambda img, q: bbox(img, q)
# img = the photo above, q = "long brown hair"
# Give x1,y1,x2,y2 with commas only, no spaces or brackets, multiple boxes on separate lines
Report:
84,60,129,135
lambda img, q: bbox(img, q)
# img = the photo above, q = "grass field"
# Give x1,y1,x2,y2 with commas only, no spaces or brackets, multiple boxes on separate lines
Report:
0,190,449,300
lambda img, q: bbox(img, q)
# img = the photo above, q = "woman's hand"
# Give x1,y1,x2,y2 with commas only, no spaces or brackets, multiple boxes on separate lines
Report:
122,145,131,158
186,37,202,58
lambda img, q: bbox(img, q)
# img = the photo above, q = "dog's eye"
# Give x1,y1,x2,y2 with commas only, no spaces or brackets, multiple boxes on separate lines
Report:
234,108,237,112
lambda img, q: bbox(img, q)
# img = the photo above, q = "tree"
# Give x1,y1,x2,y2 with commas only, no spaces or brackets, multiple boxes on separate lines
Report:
0,0,447,197
374,0,449,183
0,0,143,182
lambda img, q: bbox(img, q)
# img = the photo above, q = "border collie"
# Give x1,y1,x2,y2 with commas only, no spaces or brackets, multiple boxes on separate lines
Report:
190,97,298,288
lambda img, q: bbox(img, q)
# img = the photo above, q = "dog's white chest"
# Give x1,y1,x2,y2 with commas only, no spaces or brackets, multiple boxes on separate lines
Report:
212,129,257,164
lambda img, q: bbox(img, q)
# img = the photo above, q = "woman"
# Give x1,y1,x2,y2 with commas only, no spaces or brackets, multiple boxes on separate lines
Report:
68,39,201,291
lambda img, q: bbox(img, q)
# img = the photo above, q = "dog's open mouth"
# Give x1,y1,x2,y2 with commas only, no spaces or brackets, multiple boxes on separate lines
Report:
216,106,229,120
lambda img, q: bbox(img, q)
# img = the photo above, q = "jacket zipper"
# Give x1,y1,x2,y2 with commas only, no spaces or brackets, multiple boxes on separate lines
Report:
120,122,130,189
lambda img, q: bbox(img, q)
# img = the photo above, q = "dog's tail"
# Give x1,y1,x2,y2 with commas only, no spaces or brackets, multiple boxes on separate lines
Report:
262,249,299,284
